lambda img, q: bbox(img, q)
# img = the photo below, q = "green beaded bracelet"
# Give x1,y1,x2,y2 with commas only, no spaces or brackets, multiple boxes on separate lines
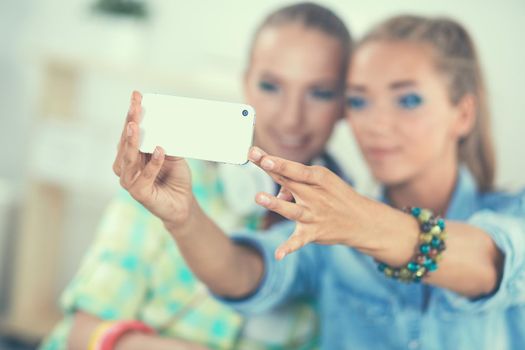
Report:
377,207,447,283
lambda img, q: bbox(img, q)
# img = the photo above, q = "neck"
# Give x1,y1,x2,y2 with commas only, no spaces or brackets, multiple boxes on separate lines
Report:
386,156,459,216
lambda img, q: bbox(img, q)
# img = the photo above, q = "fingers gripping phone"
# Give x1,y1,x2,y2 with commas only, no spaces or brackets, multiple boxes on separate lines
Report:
139,93,256,165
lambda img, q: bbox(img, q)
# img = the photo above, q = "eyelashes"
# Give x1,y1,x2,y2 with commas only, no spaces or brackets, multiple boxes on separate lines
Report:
346,96,368,110
259,81,279,92
311,89,337,100
346,93,424,111
258,80,337,101
398,93,424,109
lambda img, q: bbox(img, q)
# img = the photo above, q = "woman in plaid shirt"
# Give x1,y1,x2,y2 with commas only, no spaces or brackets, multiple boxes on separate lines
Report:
42,3,353,350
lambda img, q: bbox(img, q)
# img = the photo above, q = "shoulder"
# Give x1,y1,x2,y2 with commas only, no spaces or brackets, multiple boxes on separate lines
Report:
478,187,525,215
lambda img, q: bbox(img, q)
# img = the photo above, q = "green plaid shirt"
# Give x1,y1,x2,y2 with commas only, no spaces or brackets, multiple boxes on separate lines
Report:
41,160,319,350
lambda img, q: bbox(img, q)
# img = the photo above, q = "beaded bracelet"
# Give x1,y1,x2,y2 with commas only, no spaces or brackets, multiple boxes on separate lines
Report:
377,207,447,283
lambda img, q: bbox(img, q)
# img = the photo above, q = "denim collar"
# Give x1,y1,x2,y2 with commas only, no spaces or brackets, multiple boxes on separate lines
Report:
378,166,479,220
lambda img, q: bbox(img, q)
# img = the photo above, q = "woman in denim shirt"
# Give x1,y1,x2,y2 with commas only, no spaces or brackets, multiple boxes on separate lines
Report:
114,15,525,350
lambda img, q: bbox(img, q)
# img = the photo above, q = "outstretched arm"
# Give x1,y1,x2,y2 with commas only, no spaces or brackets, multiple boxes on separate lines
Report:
247,146,507,299
113,91,263,298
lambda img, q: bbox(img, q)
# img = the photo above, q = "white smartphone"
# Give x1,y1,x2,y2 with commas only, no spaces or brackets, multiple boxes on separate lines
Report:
140,93,256,165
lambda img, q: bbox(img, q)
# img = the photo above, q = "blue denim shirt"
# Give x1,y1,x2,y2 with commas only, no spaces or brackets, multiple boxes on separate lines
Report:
219,168,525,350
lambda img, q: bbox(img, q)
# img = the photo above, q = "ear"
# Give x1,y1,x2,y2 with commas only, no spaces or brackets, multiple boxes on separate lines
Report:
453,93,476,139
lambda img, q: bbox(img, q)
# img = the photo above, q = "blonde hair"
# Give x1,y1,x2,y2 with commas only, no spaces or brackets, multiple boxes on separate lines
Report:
359,15,495,191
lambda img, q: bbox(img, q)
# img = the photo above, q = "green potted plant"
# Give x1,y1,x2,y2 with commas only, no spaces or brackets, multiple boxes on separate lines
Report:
92,0,148,19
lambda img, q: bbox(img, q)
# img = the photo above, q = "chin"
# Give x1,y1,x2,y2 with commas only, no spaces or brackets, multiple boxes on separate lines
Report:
260,143,314,164
280,149,312,163
369,166,411,187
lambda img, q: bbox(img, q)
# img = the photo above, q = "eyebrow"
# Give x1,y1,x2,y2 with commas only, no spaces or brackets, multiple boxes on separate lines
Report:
347,84,366,93
260,71,340,89
347,80,418,93
389,80,417,89
259,71,280,82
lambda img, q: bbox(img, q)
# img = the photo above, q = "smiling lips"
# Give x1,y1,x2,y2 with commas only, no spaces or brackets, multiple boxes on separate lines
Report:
365,146,401,160
273,132,311,151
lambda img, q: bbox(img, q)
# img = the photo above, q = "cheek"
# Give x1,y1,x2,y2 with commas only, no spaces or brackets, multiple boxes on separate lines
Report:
401,127,432,162
249,94,282,130
396,111,451,163
312,120,336,142
307,103,341,138
347,113,369,147
398,118,431,146
347,112,360,130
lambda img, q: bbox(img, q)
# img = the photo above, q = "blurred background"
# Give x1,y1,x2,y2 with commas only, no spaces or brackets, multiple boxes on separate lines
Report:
0,0,524,348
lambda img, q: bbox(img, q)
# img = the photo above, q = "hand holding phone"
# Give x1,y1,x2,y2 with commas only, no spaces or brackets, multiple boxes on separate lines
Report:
113,91,195,232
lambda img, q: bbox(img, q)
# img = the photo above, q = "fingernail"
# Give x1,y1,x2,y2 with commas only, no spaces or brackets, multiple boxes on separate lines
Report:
257,194,270,205
153,147,160,159
261,158,274,170
249,147,262,162
127,123,133,137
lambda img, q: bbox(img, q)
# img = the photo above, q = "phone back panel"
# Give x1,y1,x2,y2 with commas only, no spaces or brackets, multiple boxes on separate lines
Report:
140,93,256,164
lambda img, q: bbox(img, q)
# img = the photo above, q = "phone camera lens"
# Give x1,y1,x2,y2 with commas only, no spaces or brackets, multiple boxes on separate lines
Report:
242,109,249,117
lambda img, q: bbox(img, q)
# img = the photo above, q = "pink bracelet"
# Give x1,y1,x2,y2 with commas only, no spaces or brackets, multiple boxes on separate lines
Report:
97,320,156,350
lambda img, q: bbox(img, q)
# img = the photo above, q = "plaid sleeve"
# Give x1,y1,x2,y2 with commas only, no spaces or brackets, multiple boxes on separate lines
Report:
59,190,166,320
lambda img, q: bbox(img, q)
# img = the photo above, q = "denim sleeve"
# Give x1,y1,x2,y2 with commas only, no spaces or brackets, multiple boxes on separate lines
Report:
437,210,525,312
214,225,322,316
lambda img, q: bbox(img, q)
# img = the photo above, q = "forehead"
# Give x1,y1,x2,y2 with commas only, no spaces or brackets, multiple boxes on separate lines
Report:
349,41,439,85
250,24,344,81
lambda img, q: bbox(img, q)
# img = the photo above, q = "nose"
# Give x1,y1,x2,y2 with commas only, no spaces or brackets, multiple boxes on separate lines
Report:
362,104,395,137
279,92,305,132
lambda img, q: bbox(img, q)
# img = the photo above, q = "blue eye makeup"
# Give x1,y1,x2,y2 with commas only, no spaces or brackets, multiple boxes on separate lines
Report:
398,93,424,109
311,88,337,100
259,81,279,93
346,96,368,110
